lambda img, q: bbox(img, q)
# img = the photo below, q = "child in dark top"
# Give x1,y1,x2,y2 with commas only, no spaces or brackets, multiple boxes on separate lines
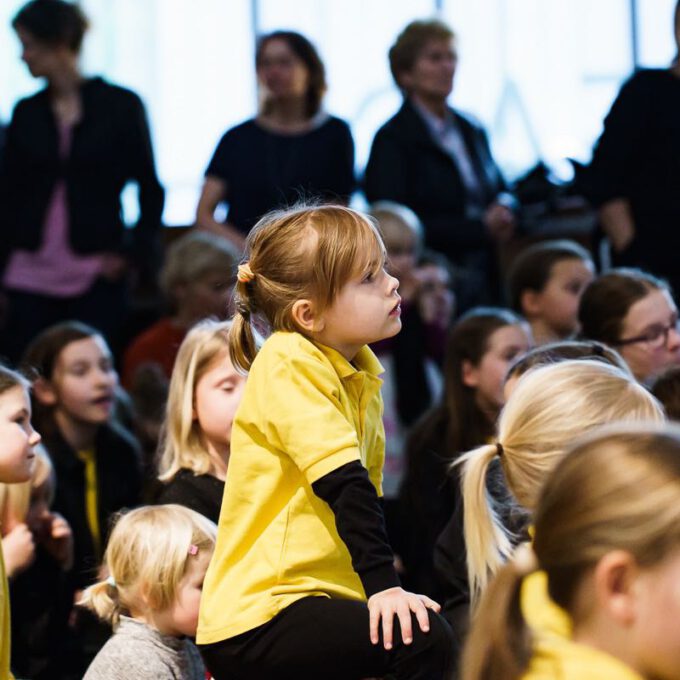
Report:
21,321,143,675
2,447,74,680
156,319,245,524
398,308,530,602
507,239,594,346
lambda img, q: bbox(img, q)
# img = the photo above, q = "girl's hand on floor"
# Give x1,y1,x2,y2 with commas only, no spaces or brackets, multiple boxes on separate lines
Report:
367,587,440,650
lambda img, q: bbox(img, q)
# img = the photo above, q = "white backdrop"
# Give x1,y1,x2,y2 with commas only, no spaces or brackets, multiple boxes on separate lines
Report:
0,0,677,225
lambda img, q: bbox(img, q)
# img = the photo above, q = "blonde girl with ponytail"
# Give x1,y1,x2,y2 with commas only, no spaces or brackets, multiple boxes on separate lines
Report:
455,360,663,609
79,505,216,680
463,425,680,680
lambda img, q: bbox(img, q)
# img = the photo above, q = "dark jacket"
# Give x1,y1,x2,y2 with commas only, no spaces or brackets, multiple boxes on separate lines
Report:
45,421,143,590
0,77,164,276
155,469,225,525
364,99,507,260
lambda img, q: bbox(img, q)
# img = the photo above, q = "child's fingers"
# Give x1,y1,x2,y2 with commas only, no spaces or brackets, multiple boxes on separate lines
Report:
411,598,430,634
419,595,441,613
381,608,394,650
397,602,414,644
369,603,380,645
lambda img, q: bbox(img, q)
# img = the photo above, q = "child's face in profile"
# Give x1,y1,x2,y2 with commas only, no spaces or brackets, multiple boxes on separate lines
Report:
0,385,40,484
47,335,118,426
464,324,532,415
193,350,246,452
179,270,235,321
158,547,212,637
530,258,594,338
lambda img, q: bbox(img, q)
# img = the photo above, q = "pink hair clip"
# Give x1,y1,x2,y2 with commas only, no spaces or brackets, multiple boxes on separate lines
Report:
188,544,199,556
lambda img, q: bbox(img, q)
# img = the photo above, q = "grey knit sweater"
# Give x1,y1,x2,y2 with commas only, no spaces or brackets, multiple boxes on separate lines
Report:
82,616,206,679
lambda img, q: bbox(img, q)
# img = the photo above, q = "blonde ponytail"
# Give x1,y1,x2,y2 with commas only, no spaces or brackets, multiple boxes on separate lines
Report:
457,443,515,606
229,281,258,373
79,579,122,627
456,360,663,608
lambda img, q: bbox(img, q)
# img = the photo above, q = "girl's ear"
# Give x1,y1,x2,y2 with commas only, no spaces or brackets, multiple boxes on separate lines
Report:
520,289,543,318
32,377,58,406
461,359,480,389
291,299,324,333
593,549,639,627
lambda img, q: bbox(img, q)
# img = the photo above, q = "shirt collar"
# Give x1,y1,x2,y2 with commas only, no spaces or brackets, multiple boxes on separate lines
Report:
315,342,384,380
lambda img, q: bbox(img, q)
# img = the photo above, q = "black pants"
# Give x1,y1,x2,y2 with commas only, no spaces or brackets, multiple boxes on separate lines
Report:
199,596,454,680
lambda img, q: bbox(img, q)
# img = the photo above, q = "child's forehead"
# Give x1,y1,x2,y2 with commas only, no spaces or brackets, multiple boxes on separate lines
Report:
58,335,111,364
0,384,30,412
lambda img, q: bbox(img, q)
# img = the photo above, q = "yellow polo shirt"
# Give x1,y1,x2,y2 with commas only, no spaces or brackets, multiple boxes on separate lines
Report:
197,332,385,644
1,544,14,680
520,571,643,680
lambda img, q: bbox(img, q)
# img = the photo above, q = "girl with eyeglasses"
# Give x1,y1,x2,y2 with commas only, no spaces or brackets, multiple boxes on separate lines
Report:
578,268,680,384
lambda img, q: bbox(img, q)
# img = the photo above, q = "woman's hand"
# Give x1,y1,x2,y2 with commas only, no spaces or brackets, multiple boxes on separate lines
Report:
367,586,440,650
2,523,35,578
599,198,635,253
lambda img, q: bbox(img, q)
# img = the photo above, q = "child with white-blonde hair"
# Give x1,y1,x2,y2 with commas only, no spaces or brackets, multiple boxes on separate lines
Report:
1,446,74,679
80,504,216,679
156,319,246,523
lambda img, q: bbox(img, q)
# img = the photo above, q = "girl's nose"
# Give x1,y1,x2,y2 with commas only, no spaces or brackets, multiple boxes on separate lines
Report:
29,428,41,446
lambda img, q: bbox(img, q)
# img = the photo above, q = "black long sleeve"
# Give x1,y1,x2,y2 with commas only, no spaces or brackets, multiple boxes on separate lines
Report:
312,461,400,597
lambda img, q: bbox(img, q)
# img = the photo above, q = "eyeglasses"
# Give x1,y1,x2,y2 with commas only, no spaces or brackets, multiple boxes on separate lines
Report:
615,319,680,349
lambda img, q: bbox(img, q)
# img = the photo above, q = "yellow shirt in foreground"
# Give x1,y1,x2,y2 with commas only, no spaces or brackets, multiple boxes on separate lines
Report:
1,542,14,680
198,332,385,644
520,571,643,680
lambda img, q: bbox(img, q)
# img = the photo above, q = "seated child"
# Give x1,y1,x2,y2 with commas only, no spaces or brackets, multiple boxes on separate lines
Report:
2,447,74,680
507,239,594,345
369,202,454,549
80,504,216,680
463,425,680,680
122,230,240,389
21,321,143,593
156,319,246,523
0,363,42,678
197,205,452,679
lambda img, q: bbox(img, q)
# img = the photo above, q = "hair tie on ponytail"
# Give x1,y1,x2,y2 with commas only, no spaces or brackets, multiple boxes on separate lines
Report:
496,441,504,458
237,262,255,284
236,300,251,318
106,575,117,588
513,542,538,574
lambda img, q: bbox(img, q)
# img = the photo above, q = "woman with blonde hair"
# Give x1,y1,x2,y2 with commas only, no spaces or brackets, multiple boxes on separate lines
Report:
434,360,663,656
156,318,246,523
463,425,680,680
80,504,216,679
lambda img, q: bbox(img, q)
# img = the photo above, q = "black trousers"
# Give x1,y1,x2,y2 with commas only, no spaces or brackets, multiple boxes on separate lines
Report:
199,596,454,680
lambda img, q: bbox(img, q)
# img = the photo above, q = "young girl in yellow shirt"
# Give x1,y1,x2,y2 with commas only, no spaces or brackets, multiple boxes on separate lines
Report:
197,205,452,679
463,425,680,680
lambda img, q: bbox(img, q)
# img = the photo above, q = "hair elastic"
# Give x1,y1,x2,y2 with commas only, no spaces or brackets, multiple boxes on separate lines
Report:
237,262,255,284
495,442,504,458
106,575,117,588
188,544,199,556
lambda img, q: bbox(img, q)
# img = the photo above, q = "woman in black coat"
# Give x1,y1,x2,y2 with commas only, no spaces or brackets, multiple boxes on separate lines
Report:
365,19,515,310
0,0,164,361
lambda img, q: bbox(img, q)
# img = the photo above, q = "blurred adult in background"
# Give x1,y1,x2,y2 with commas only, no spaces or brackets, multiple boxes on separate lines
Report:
0,0,164,363
587,1,680,294
196,30,355,249
365,19,515,311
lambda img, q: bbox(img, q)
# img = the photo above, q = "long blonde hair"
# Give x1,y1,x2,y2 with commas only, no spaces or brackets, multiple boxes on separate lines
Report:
157,319,232,481
462,424,680,680
79,504,216,628
230,204,386,372
0,446,53,531
458,360,664,604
